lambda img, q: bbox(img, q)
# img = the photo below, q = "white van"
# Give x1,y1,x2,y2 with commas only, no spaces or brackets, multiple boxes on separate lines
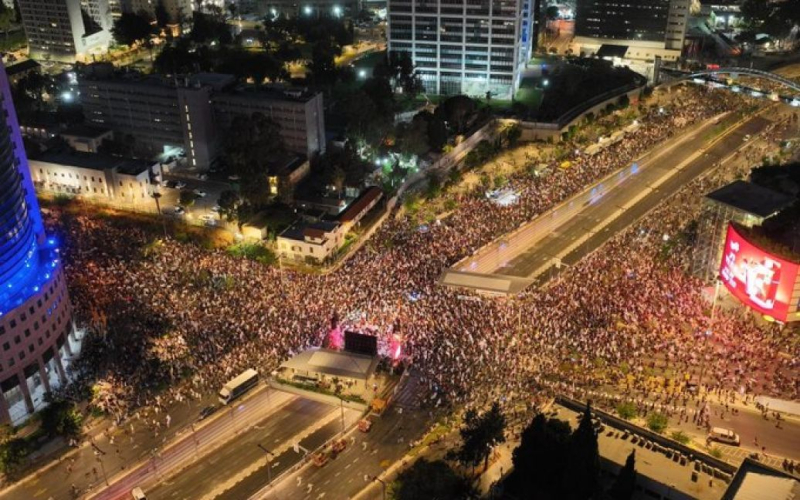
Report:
131,487,147,500
708,427,740,446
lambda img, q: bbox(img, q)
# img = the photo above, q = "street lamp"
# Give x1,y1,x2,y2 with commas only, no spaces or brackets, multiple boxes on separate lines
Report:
359,69,367,79
333,5,342,16
257,444,276,485
303,5,312,15
365,475,386,500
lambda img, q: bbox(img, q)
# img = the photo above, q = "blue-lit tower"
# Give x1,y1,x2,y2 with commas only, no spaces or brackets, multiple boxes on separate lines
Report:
0,61,81,424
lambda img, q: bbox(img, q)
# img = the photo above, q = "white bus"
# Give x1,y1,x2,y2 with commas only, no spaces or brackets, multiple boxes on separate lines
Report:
219,369,259,405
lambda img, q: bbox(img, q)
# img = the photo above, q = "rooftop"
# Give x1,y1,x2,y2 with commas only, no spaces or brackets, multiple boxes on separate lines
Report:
34,149,154,176
337,186,383,223
597,44,629,59
280,347,378,381
706,180,795,219
723,458,800,500
60,124,112,139
279,220,340,242
216,84,318,103
5,59,40,76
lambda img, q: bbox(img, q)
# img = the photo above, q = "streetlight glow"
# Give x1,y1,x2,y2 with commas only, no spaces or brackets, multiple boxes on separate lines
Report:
304,5,312,15
333,5,342,16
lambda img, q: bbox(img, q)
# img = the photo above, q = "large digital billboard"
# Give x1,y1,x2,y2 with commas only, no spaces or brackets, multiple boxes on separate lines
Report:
719,224,800,322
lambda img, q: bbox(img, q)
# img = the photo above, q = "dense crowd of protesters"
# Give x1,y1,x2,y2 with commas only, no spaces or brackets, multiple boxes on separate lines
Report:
46,85,798,436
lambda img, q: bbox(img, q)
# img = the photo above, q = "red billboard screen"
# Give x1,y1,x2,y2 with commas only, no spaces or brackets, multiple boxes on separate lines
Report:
719,224,800,321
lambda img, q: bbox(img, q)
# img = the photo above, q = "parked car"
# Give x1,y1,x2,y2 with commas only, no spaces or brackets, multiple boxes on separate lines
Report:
173,206,185,215
708,427,740,446
193,189,207,198
175,181,187,189
197,405,218,421
164,180,177,189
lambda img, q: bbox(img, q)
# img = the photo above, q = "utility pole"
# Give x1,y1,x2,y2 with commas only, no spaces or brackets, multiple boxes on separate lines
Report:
257,444,275,485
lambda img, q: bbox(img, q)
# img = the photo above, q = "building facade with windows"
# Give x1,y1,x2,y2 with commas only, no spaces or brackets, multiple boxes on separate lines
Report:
212,87,326,159
18,0,113,62
0,62,82,425
29,149,162,204
573,0,689,63
78,66,326,169
387,0,534,98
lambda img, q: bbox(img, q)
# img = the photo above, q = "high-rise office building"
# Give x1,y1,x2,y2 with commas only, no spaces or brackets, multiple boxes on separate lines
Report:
573,0,689,63
18,0,113,62
0,62,82,424
387,0,534,98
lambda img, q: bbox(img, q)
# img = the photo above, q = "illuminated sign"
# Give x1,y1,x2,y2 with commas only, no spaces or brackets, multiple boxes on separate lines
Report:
719,224,800,322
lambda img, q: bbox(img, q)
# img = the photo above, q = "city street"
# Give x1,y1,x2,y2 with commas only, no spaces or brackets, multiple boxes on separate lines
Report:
453,111,771,283
149,397,361,500
260,371,436,500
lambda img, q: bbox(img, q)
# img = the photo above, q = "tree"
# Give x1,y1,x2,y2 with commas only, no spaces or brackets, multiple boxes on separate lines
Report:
112,12,154,46
190,11,232,45
616,401,636,420
455,402,506,473
390,459,476,500
566,403,600,500
438,95,478,134
646,412,668,434
308,39,340,86
546,5,560,19
505,123,522,148
0,2,14,37
222,113,286,203
509,414,572,500
427,114,448,152
397,115,430,157
39,399,82,439
608,450,636,500
154,0,170,28
217,189,242,221
0,437,27,475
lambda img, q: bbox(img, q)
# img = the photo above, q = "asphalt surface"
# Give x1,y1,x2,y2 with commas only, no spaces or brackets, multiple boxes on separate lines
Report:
535,115,770,283
464,114,770,281
262,371,436,500
147,397,359,500
87,387,299,500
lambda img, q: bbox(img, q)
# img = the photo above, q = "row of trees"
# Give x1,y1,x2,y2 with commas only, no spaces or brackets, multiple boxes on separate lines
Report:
391,403,638,500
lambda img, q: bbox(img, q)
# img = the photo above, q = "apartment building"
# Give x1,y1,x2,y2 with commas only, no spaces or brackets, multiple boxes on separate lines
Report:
18,0,112,62
78,65,326,169
387,0,534,98
573,0,690,63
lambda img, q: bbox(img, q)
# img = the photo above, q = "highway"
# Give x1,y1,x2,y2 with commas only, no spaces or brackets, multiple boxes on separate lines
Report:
260,371,436,500
85,387,301,500
455,112,771,283
149,398,361,500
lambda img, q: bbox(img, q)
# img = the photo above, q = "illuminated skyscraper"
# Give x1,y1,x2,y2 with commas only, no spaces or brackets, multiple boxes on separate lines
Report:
387,0,534,98
0,61,82,424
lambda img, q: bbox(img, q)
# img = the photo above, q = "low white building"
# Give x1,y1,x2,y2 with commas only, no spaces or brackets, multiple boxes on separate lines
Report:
278,220,344,264
30,149,161,204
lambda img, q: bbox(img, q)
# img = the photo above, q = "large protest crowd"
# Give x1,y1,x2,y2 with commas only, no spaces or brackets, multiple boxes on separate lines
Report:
49,85,799,436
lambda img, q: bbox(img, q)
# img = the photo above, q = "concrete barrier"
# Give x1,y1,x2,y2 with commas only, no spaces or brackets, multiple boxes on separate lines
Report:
556,395,737,475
